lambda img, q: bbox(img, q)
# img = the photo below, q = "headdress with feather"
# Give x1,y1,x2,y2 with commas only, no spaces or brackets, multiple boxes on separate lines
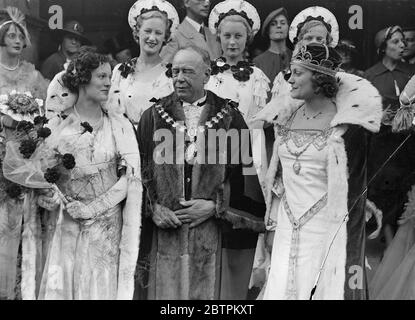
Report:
0,6,31,47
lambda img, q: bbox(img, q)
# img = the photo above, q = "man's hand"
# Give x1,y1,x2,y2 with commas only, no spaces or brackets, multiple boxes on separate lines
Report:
174,199,215,228
152,203,182,229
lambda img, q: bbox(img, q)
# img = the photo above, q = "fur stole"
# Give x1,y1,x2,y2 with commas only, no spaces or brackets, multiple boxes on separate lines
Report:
263,72,382,299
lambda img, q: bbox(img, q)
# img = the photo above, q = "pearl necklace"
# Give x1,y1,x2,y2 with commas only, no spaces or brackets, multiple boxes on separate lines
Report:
0,59,20,71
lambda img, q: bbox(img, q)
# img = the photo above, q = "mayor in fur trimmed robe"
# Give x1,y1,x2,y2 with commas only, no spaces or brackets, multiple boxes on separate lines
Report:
256,72,383,299
135,90,265,300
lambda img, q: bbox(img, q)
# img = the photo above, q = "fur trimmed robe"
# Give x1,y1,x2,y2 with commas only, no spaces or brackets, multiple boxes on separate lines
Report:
262,72,382,299
135,91,265,300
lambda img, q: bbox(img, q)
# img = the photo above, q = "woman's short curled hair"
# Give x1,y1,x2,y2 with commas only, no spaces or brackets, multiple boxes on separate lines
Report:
132,11,171,45
62,46,110,93
217,15,254,44
297,20,333,46
303,44,342,98
0,22,27,48
311,73,339,98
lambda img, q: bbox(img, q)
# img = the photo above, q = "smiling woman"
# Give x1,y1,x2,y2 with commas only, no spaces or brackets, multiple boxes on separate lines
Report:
34,47,142,300
107,0,179,126
205,0,269,300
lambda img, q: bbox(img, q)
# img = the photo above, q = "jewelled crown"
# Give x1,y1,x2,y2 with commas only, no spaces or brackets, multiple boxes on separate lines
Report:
291,45,340,77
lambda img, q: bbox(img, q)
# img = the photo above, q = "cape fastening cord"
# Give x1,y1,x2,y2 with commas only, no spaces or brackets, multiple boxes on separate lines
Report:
309,132,413,300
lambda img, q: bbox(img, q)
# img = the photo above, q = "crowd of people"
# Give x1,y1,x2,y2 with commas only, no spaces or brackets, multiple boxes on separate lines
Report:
0,0,415,300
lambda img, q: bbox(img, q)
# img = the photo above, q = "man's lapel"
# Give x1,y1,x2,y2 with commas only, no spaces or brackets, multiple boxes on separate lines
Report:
180,19,198,41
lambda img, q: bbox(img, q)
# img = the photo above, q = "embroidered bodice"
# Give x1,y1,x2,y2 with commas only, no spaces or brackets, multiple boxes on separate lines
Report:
276,119,332,219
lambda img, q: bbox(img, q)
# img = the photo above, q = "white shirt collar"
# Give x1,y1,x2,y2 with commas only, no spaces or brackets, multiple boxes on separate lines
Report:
182,95,207,107
185,16,204,32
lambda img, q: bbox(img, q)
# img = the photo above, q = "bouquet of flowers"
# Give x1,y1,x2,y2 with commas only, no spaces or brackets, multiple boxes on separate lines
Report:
1,116,87,204
0,90,44,202
0,90,43,122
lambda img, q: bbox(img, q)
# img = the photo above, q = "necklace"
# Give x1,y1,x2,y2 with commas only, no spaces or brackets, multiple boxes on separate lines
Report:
302,106,323,120
73,104,104,128
156,104,230,162
0,59,20,71
284,130,330,175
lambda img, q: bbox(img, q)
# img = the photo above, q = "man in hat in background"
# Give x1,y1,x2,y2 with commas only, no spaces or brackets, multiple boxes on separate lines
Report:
160,0,221,63
403,26,415,64
40,20,90,80
253,7,292,86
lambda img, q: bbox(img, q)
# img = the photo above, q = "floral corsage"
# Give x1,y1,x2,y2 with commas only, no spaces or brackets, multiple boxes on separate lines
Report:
211,57,254,82
119,58,138,78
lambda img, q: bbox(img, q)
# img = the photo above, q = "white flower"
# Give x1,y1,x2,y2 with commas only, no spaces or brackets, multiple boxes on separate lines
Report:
35,98,44,107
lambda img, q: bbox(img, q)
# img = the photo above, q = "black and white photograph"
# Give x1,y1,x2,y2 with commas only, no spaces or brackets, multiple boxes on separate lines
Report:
0,0,415,306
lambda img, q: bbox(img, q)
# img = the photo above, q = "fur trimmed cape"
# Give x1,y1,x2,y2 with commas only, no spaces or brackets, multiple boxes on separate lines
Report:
135,91,265,299
262,72,382,299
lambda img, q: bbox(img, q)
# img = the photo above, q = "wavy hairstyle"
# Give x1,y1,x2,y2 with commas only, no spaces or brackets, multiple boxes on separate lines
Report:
0,21,27,48
132,10,171,45
62,46,110,93
306,44,342,98
297,20,333,46
217,14,254,45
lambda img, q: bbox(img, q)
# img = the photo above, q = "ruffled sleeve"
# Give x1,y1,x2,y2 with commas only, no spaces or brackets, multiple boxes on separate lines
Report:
252,67,270,110
154,70,174,98
271,71,290,100
105,64,125,116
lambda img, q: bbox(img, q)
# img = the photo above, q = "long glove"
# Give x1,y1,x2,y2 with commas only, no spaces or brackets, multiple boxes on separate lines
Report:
66,175,128,221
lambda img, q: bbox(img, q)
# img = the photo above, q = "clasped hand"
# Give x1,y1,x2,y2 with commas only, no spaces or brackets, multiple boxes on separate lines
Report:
37,189,60,211
152,199,215,229
66,199,96,220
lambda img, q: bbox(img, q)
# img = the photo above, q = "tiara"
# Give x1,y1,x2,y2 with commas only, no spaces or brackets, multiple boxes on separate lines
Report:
140,5,167,17
291,45,339,77
214,9,254,29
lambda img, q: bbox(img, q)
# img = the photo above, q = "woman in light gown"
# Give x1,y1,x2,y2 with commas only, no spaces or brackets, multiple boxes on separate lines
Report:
0,6,48,300
250,7,382,297
202,0,268,300
108,0,179,126
370,75,415,299
0,7,48,97
261,44,382,300
206,0,270,194
31,48,142,300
